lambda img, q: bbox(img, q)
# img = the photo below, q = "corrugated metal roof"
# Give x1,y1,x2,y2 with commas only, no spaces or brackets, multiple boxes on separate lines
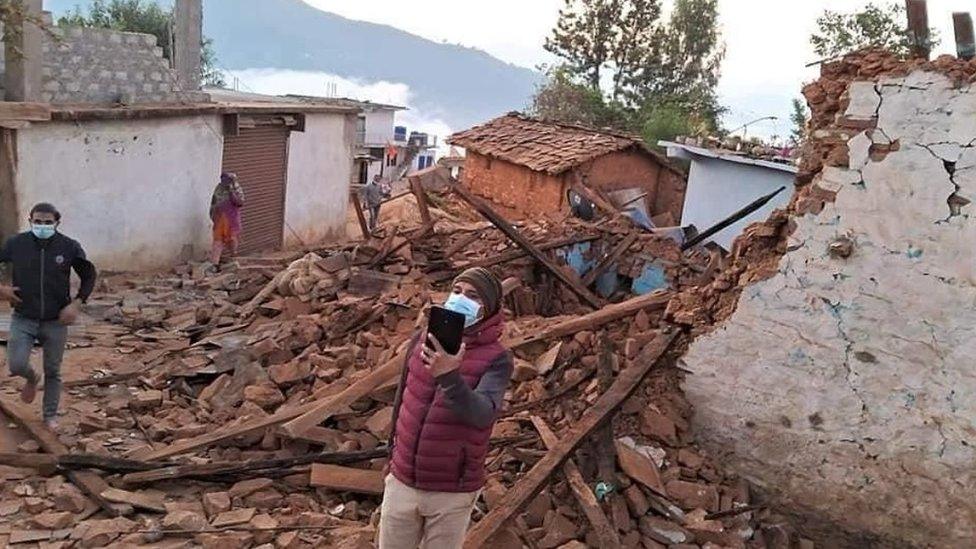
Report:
658,141,799,174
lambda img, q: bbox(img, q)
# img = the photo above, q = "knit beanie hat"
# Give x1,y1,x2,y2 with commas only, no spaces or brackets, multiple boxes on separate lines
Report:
454,267,502,320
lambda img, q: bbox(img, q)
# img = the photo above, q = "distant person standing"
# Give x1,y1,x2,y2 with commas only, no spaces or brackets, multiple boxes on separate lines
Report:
210,172,245,266
0,203,96,429
363,174,386,233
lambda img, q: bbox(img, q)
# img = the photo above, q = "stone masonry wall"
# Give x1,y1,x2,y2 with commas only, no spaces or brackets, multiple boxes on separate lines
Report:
679,58,976,548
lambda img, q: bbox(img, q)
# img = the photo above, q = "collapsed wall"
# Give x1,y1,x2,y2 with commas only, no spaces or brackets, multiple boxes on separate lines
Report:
676,51,976,547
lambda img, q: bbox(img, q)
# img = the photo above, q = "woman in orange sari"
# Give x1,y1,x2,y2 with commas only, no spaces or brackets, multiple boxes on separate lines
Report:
210,172,245,265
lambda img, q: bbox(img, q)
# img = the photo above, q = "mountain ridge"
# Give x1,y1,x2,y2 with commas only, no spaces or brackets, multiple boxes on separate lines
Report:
43,0,541,130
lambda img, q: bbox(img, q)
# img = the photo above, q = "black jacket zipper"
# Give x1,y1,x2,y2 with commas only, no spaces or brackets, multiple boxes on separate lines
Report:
457,444,467,488
39,247,45,318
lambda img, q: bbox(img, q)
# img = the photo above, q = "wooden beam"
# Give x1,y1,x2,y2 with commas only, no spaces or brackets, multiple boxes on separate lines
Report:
531,417,621,548
0,452,57,471
409,175,433,228
503,290,671,350
0,102,50,122
443,231,483,259
954,12,975,60
350,190,371,240
906,0,931,59
122,448,386,486
279,347,406,438
452,184,603,309
135,355,402,461
581,232,638,287
463,331,677,548
571,182,619,219
309,464,384,495
592,336,618,489
435,235,600,281
100,487,166,513
0,399,132,517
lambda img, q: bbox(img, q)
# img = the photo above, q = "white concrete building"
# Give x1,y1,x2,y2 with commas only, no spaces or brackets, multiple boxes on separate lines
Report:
4,96,359,271
659,141,796,249
350,102,439,186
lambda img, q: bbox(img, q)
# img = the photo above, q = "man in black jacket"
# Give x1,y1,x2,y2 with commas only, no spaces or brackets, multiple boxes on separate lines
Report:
0,203,96,429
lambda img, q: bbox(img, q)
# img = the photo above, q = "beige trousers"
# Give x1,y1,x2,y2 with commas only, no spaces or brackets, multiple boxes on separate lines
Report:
378,474,480,549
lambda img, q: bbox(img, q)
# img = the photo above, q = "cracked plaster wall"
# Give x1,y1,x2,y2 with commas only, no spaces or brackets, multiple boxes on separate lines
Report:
681,70,976,547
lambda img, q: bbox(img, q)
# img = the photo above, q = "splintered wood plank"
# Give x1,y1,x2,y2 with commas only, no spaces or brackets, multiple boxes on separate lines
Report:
279,345,407,438
409,175,433,228
452,183,603,309
0,102,51,122
531,416,621,548
137,355,403,462
100,487,166,513
439,235,600,281
463,331,676,548
309,464,384,495
0,399,132,517
504,290,672,350
582,231,639,287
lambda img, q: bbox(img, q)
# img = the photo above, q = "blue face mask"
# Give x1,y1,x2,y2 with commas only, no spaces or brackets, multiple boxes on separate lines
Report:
31,224,56,240
444,292,482,328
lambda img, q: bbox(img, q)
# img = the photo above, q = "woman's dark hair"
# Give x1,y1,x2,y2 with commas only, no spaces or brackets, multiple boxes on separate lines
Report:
30,202,61,221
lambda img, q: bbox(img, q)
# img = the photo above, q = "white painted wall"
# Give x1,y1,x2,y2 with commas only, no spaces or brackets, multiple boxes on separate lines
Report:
682,71,976,546
16,116,223,271
680,158,793,249
363,109,396,145
285,113,355,248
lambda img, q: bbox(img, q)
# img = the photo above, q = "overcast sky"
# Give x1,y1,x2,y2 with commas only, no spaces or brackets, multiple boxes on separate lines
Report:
305,0,972,139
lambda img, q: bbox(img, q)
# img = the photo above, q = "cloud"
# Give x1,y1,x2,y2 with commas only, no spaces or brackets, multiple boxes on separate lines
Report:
225,68,454,153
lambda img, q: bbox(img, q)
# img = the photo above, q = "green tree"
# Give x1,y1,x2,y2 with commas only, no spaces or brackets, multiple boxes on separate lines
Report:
529,65,632,130
640,100,695,145
625,0,725,133
810,1,938,59
541,0,725,137
544,0,622,90
790,97,808,146
59,0,225,87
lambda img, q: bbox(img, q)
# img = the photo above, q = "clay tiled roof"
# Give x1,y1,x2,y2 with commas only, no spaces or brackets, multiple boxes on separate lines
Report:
448,112,680,176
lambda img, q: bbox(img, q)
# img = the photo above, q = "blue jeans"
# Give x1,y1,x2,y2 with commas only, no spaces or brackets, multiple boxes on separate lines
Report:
6,314,67,421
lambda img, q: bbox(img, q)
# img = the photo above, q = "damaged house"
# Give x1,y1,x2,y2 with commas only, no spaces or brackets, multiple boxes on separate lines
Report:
448,113,687,224
0,3,358,271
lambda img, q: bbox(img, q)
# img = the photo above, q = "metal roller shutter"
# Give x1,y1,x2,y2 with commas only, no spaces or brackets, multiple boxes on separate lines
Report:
221,126,289,255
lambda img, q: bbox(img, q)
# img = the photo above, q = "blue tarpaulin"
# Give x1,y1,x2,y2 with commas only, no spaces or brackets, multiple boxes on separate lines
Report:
556,242,671,297
556,242,596,277
632,261,668,294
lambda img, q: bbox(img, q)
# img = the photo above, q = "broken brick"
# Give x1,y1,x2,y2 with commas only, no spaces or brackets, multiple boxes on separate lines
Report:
212,507,257,527
162,510,208,532
202,492,231,518
243,382,286,410
269,360,312,387
665,480,720,512
229,478,274,499
537,510,579,549
638,516,692,546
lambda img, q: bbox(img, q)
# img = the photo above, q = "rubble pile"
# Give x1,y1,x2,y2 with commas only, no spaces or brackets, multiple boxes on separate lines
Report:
0,187,807,548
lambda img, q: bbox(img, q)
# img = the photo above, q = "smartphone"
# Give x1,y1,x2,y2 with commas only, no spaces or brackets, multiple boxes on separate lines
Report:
427,306,466,355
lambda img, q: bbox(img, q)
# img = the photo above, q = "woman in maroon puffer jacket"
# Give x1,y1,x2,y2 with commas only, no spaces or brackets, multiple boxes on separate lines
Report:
378,267,514,549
